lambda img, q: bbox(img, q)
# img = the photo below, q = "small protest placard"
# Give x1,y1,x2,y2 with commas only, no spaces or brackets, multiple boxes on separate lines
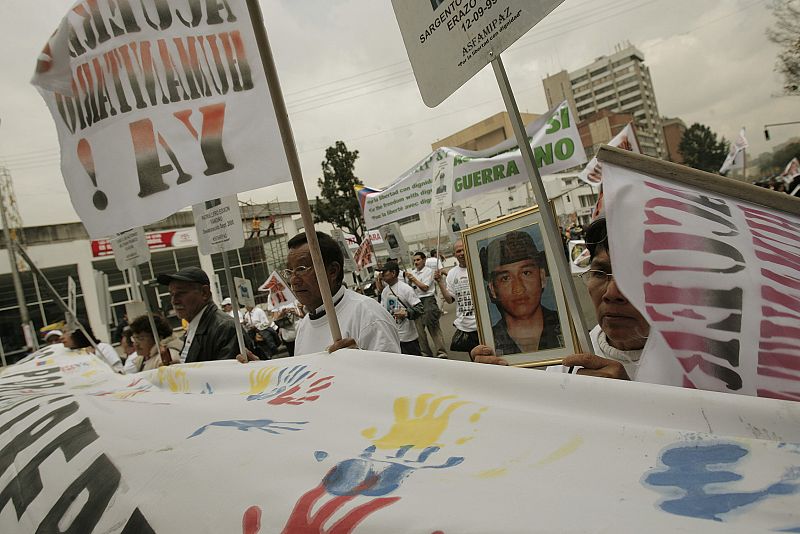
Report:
257,271,297,311
234,277,255,308
110,227,150,270
193,196,245,255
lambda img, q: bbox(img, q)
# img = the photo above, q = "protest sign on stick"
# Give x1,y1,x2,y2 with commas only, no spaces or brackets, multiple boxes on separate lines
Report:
31,0,292,239
599,145,800,399
391,0,591,351
193,196,248,358
243,0,341,342
110,227,162,347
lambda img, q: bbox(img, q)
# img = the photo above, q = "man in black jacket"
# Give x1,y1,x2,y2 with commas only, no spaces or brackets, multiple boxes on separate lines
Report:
157,267,250,363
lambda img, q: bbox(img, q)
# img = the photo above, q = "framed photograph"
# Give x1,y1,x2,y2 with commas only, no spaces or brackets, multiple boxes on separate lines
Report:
462,205,578,367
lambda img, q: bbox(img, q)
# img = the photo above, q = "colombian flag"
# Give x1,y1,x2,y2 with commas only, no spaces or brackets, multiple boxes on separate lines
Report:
353,185,381,214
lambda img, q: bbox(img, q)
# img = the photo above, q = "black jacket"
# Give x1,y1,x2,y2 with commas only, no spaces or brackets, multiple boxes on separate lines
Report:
183,303,251,362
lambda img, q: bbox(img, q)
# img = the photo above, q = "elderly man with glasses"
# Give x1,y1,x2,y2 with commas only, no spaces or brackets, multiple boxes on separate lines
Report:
472,217,650,380
285,231,400,355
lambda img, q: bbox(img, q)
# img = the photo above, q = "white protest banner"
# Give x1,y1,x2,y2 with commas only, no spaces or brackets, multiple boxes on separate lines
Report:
443,205,467,243
31,0,291,238
234,277,255,308
193,196,245,254
367,229,384,245
257,271,296,311
2,345,799,533
331,228,357,272
578,122,639,185
110,227,150,270
364,101,584,229
392,0,564,107
600,147,800,400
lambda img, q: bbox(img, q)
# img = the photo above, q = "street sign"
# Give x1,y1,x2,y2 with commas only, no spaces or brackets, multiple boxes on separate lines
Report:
192,196,245,255
392,0,564,107
110,227,151,270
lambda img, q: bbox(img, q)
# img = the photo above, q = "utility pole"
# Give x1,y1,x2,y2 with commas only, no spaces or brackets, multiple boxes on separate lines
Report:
0,166,37,354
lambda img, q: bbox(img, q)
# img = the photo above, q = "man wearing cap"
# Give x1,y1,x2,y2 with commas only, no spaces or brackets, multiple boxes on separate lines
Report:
44,330,63,345
221,297,234,317
481,231,562,355
376,261,424,356
406,252,448,358
286,231,400,355
157,267,248,363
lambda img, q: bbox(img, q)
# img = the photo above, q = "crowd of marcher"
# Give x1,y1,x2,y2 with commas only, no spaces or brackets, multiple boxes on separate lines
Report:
43,218,649,385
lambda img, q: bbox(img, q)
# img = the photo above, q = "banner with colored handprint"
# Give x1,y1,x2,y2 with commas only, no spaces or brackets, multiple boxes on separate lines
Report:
1,343,799,533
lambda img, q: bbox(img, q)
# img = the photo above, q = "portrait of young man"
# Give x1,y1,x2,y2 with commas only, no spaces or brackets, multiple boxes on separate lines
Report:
480,229,563,356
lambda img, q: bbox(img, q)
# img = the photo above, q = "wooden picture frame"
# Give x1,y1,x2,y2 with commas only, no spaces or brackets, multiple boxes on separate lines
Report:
462,205,577,367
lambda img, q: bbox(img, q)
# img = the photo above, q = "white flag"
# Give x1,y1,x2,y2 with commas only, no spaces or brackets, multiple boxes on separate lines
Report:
719,128,749,174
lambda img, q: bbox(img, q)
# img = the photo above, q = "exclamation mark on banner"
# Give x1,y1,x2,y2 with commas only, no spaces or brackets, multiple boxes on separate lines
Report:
78,139,108,210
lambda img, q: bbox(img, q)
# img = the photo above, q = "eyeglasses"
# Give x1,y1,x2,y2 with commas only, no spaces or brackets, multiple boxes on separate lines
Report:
281,265,314,279
579,269,615,288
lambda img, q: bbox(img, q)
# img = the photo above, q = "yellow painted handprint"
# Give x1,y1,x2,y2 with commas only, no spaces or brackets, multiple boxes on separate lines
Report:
247,367,278,396
362,394,470,450
157,366,189,393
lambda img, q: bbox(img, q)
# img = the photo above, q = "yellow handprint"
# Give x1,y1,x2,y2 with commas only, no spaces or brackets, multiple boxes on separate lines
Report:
362,394,470,450
157,366,189,393
247,367,278,395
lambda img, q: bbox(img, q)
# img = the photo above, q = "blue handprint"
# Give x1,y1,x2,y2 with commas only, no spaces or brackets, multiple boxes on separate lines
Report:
644,442,800,521
188,418,307,438
320,444,463,497
247,365,315,402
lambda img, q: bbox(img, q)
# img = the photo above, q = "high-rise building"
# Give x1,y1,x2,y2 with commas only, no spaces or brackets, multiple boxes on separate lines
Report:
661,117,687,163
543,44,667,159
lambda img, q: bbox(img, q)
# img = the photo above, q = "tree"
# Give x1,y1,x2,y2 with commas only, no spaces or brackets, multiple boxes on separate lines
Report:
767,0,800,95
313,141,365,242
678,123,729,173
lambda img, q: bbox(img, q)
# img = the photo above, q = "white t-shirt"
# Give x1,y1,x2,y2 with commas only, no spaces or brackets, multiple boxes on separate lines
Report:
381,280,421,342
96,342,123,373
446,265,476,332
295,287,401,355
425,257,443,271
409,266,435,298
243,306,269,329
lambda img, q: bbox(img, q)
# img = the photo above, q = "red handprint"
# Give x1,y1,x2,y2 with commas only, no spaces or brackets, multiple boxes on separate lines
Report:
281,472,399,533
268,373,334,406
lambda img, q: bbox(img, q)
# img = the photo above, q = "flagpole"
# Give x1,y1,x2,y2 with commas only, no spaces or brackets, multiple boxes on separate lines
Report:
245,0,341,342
491,55,593,354
13,242,102,356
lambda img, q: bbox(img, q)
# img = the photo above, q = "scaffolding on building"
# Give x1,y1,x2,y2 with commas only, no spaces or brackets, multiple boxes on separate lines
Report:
240,198,289,278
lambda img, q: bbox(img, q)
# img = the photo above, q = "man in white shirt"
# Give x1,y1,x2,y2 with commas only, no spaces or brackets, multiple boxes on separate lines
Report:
406,252,448,358
287,232,401,355
435,239,480,356
376,261,424,356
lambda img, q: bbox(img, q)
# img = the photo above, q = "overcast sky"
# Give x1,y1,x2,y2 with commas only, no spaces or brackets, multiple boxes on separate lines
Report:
0,0,796,229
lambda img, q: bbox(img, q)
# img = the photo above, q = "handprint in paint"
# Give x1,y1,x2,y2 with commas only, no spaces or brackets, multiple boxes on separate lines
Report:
157,366,189,392
322,444,464,497
362,393,470,449
188,418,307,438
644,442,800,521
246,364,333,405
281,476,400,533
